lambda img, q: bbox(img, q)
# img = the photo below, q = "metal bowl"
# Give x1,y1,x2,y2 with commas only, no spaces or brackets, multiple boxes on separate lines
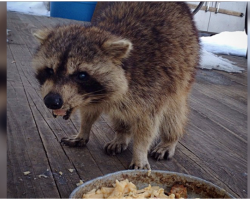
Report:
70,170,234,198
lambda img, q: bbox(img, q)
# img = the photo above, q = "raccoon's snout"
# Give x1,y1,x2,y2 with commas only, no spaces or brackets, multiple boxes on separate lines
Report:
44,92,63,110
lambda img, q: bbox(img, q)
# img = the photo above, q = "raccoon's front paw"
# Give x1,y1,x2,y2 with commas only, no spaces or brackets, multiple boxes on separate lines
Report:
60,137,89,147
150,144,175,161
104,141,128,155
128,158,151,170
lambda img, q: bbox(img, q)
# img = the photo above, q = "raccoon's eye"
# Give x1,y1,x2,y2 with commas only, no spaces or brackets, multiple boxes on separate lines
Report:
45,67,54,75
77,72,89,81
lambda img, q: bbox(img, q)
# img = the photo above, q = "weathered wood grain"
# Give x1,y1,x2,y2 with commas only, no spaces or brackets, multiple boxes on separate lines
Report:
7,44,60,198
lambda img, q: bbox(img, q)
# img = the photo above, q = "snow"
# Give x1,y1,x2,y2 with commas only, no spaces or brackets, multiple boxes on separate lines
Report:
7,2,49,16
200,31,247,57
199,31,247,73
199,48,244,73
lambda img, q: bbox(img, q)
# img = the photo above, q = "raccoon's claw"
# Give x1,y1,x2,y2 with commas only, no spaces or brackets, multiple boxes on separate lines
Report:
60,137,88,147
150,151,170,161
128,161,151,170
104,142,128,156
150,147,171,161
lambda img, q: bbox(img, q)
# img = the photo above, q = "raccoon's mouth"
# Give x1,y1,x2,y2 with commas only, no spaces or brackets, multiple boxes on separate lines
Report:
52,108,72,120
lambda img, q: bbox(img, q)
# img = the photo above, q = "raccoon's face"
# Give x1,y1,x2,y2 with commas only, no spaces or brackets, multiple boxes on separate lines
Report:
32,25,132,119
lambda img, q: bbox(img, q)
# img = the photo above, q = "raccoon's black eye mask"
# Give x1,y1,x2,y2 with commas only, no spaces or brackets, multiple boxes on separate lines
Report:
36,67,106,96
36,67,54,85
71,71,106,95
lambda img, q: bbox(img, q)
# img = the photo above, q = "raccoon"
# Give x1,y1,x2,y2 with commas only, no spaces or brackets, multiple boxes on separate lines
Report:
33,2,200,169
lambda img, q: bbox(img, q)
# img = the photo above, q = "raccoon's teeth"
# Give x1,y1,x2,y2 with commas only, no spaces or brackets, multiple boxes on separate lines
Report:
52,112,57,118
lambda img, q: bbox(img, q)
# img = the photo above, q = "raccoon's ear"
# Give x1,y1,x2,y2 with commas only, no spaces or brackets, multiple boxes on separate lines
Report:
33,29,51,43
103,39,133,60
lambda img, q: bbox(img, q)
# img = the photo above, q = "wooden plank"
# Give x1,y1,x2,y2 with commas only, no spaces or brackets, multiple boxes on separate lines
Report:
7,45,60,198
181,124,247,198
216,54,247,86
193,81,246,115
189,109,246,159
7,154,17,198
175,144,240,198
7,13,26,46
49,16,90,26
7,13,41,55
195,70,247,99
33,15,63,28
189,96,247,141
8,45,49,199
26,92,85,198
18,13,46,29
7,103,47,198
190,87,247,139
33,14,89,28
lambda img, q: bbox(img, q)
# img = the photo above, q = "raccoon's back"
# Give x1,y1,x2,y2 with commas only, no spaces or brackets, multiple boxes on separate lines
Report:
93,2,199,50
93,2,200,94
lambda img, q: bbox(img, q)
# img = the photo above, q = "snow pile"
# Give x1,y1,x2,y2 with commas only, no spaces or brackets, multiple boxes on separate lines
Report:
199,31,247,73
199,48,244,73
7,2,49,16
200,31,247,57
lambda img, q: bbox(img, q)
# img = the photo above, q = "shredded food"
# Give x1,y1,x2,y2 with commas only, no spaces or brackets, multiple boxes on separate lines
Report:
82,179,187,199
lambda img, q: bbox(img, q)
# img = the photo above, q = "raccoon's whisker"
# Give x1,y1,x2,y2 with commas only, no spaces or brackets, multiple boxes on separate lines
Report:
90,100,103,103
87,94,107,98
85,89,106,95
80,90,107,98
82,95,107,101
84,93,106,96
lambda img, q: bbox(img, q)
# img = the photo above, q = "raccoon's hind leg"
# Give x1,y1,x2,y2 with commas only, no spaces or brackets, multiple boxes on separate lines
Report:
150,99,188,160
104,119,132,155
61,108,101,147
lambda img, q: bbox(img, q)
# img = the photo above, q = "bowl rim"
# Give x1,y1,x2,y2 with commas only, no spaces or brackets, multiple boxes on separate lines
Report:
69,169,235,199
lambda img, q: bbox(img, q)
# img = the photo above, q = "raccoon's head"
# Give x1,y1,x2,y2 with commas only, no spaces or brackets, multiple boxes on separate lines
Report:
32,24,132,119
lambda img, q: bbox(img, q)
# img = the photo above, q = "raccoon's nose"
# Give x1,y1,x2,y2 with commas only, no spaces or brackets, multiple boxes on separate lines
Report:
44,92,63,110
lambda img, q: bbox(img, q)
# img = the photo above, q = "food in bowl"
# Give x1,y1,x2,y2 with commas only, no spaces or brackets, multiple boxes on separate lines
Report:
82,179,187,199
70,170,234,199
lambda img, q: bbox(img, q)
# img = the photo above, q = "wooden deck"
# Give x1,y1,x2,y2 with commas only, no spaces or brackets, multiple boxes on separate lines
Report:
7,12,247,198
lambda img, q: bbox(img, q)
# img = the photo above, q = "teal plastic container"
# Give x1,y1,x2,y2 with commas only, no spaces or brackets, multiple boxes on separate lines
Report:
50,2,97,22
